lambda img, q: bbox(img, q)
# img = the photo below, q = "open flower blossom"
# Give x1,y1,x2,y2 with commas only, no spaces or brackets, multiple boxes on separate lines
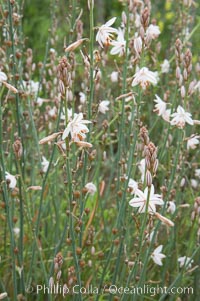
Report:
98,100,110,114
151,245,166,266
153,95,171,122
195,169,200,178
62,113,91,141
178,256,193,269
129,184,164,214
146,229,156,242
22,80,40,94
110,28,126,57
13,227,20,238
36,97,45,107
170,105,194,128
79,92,86,104
167,201,176,214
153,95,167,116
48,106,57,118
0,292,8,300
191,179,198,189
146,24,161,41
96,17,118,48
110,71,118,82
132,67,158,90
128,178,138,194
186,135,200,150
5,172,17,189
0,71,7,83
161,59,170,74
41,156,49,173
162,109,171,122
85,182,97,195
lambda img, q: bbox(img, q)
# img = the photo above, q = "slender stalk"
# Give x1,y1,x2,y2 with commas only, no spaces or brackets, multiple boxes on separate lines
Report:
0,89,18,300
77,0,95,251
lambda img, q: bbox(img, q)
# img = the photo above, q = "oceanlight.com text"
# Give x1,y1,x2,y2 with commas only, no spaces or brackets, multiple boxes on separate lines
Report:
26,283,194,297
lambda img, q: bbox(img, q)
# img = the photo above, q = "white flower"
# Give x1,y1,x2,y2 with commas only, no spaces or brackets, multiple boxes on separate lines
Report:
5,172,17,189
170,106,194,128
146,229,156,242
48,106,57,118
98,100,110,114
162,109,171,123
36,97,44,107
128,178,138,194
60,108,73,121
79,92,86,104
195,169,200,178
191,179,198,189
180,178,186,187
23,80,40,94
96,17,118,48
110,71,118,83
110,28,126,57
41,156,49,173
153,95,171,122
146,24,161,41
13,227,20,238
153,95,167,117
0,292,8,300
161,59,170,74
187,135,200,150
138,158,146,182
129,184,164,214
151,245,166,266
134,36,143,57
50,48,56,54
167,201,176,214
62,113,91,141
85,182,97,195
178,256,193,269
132,67,158,90
0,71,7,82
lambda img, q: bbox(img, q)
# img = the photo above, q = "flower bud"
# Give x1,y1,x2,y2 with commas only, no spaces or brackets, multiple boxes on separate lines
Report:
180,86,186,98
13,138,23,160
146,170,152,187
122,11,127,25
153,159,159,174
57,270,62,281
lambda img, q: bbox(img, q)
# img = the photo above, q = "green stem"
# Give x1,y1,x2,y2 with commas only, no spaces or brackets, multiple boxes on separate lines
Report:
0,88,18,300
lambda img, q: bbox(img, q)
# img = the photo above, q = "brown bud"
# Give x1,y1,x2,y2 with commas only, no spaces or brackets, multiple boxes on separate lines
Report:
79,260,85,268
141,7,150,28
73,191,81,198
66,238,72,245
112,228,118,235
13,138,23,160
14,247,19,254
76,247,82,255
84,208,90,215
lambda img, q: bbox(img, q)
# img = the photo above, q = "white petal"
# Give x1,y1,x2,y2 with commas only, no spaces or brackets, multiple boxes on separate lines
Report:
62,127,70,140
105,17,117,27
